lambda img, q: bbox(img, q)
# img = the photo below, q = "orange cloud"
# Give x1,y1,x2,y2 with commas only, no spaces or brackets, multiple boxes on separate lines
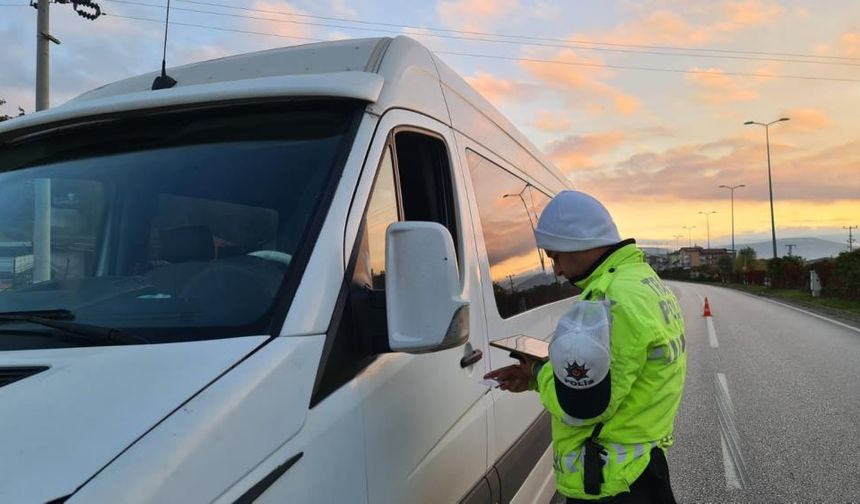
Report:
686,67,759,104
840,32,860,57
714,0,784,32
531,110,573,133
464,71,532,105
245,1,314,40
581,0,783,48
437,0,518,31
779,108,830,131
520,50,641,116
614,94,641,115
545,132,626,173
569,135,860,206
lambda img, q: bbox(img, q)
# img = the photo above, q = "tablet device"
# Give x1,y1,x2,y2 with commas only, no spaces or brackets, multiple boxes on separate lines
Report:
489,335,549,362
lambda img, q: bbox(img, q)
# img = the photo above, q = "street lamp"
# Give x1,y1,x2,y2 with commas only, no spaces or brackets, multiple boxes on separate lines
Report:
682,225,696,248
673,234,684,250
718,184,746,256
698,211,717,249
744,117,790,259
503,184,546,272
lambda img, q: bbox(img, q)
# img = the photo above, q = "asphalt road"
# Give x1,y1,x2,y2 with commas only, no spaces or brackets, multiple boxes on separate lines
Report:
666,281,860,503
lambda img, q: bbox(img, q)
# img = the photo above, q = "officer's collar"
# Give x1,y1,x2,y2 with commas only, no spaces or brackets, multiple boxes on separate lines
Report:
568,239,638,290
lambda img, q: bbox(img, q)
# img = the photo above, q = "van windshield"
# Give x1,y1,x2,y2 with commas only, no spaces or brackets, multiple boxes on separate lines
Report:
0,100,360,349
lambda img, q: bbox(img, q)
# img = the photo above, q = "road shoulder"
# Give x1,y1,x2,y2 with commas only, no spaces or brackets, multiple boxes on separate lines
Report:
678,281,860,330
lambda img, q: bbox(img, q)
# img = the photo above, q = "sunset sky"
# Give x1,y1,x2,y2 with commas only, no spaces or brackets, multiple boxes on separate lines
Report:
2,0,858,252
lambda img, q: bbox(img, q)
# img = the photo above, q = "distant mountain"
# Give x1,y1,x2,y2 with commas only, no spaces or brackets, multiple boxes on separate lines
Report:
511,270,562,290
726,237,849,260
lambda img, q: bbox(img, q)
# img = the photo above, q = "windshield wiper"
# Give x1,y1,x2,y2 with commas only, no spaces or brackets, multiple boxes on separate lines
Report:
0,309,148,346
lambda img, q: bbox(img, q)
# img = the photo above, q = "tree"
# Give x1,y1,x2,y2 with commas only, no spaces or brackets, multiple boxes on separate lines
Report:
717,254,733,282
767,255,806,289
0,98,25,122
834,249,860,300
735,246,757,271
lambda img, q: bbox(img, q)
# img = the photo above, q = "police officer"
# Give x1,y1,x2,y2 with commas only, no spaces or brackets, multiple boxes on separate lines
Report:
485,190,686,503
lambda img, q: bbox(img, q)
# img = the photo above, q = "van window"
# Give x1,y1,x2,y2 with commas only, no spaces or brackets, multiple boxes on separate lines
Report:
0,178,105,288
313,130,458,405
363,148,400,289
0,101,361,349
150,194,279,264
466,150,575,318
393,131,458,253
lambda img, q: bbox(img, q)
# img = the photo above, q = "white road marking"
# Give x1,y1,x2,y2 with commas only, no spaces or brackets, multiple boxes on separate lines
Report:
717,373,734,415
720,433,743,490
738,292,860,334
707,317,719,348
714,373,749,490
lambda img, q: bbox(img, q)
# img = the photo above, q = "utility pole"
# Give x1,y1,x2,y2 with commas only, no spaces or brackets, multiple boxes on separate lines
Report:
845,225,858,252
33,0,58,283
31,1,101,283
785,244,796,257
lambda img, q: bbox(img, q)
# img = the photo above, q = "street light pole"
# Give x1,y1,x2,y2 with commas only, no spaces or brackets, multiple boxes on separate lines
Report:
719,184,745,256
682,226,696,248
673,234,684,250
698,211,717,249
503,184,546,272
745,117,790,259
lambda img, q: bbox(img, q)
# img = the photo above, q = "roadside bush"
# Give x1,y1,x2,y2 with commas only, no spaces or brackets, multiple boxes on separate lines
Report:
834,249,860,300
767,256,806,289
811,259,840,297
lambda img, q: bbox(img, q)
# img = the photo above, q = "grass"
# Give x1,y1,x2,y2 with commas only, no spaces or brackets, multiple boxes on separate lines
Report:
726,283,860,319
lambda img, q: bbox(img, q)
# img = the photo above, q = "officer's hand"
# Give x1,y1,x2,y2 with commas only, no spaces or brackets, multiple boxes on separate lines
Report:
484,363,532,393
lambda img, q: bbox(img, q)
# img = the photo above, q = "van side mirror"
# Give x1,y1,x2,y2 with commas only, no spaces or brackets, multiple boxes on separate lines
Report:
385,222,469,353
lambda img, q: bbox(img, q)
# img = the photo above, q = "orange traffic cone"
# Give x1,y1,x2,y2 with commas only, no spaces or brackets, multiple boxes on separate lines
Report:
703,297,712,317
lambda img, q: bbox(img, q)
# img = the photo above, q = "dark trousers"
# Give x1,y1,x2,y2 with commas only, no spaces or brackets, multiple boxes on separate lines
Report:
566,448,676,504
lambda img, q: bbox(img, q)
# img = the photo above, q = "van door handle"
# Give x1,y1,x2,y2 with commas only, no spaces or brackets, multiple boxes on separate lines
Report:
460,349,483,368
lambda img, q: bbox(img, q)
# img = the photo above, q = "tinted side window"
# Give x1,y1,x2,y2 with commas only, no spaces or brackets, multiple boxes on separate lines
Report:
312,147,399,405
467,150,575,318
313,131,459,406
362,148,400,289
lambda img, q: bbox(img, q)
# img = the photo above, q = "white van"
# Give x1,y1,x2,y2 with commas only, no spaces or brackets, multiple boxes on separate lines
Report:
0,36,578,504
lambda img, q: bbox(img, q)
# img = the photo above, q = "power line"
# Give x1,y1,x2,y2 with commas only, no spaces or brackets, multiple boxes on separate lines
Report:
436,51,860,83
170,0,860,63
108,13,322,41
105,12,860,83
101,0,860,68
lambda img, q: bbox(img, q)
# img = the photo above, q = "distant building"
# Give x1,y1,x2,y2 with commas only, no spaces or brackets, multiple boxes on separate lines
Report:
678,246,703,268
0,242,34,291
645,252,669,271
674,246,731,268
702,248,731,266
667,251,681,269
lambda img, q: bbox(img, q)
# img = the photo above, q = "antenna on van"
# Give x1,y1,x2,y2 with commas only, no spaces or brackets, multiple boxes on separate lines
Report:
151,0,177,90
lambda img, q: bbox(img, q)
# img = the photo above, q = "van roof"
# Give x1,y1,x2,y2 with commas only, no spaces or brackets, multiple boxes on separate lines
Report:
0,36,568,189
